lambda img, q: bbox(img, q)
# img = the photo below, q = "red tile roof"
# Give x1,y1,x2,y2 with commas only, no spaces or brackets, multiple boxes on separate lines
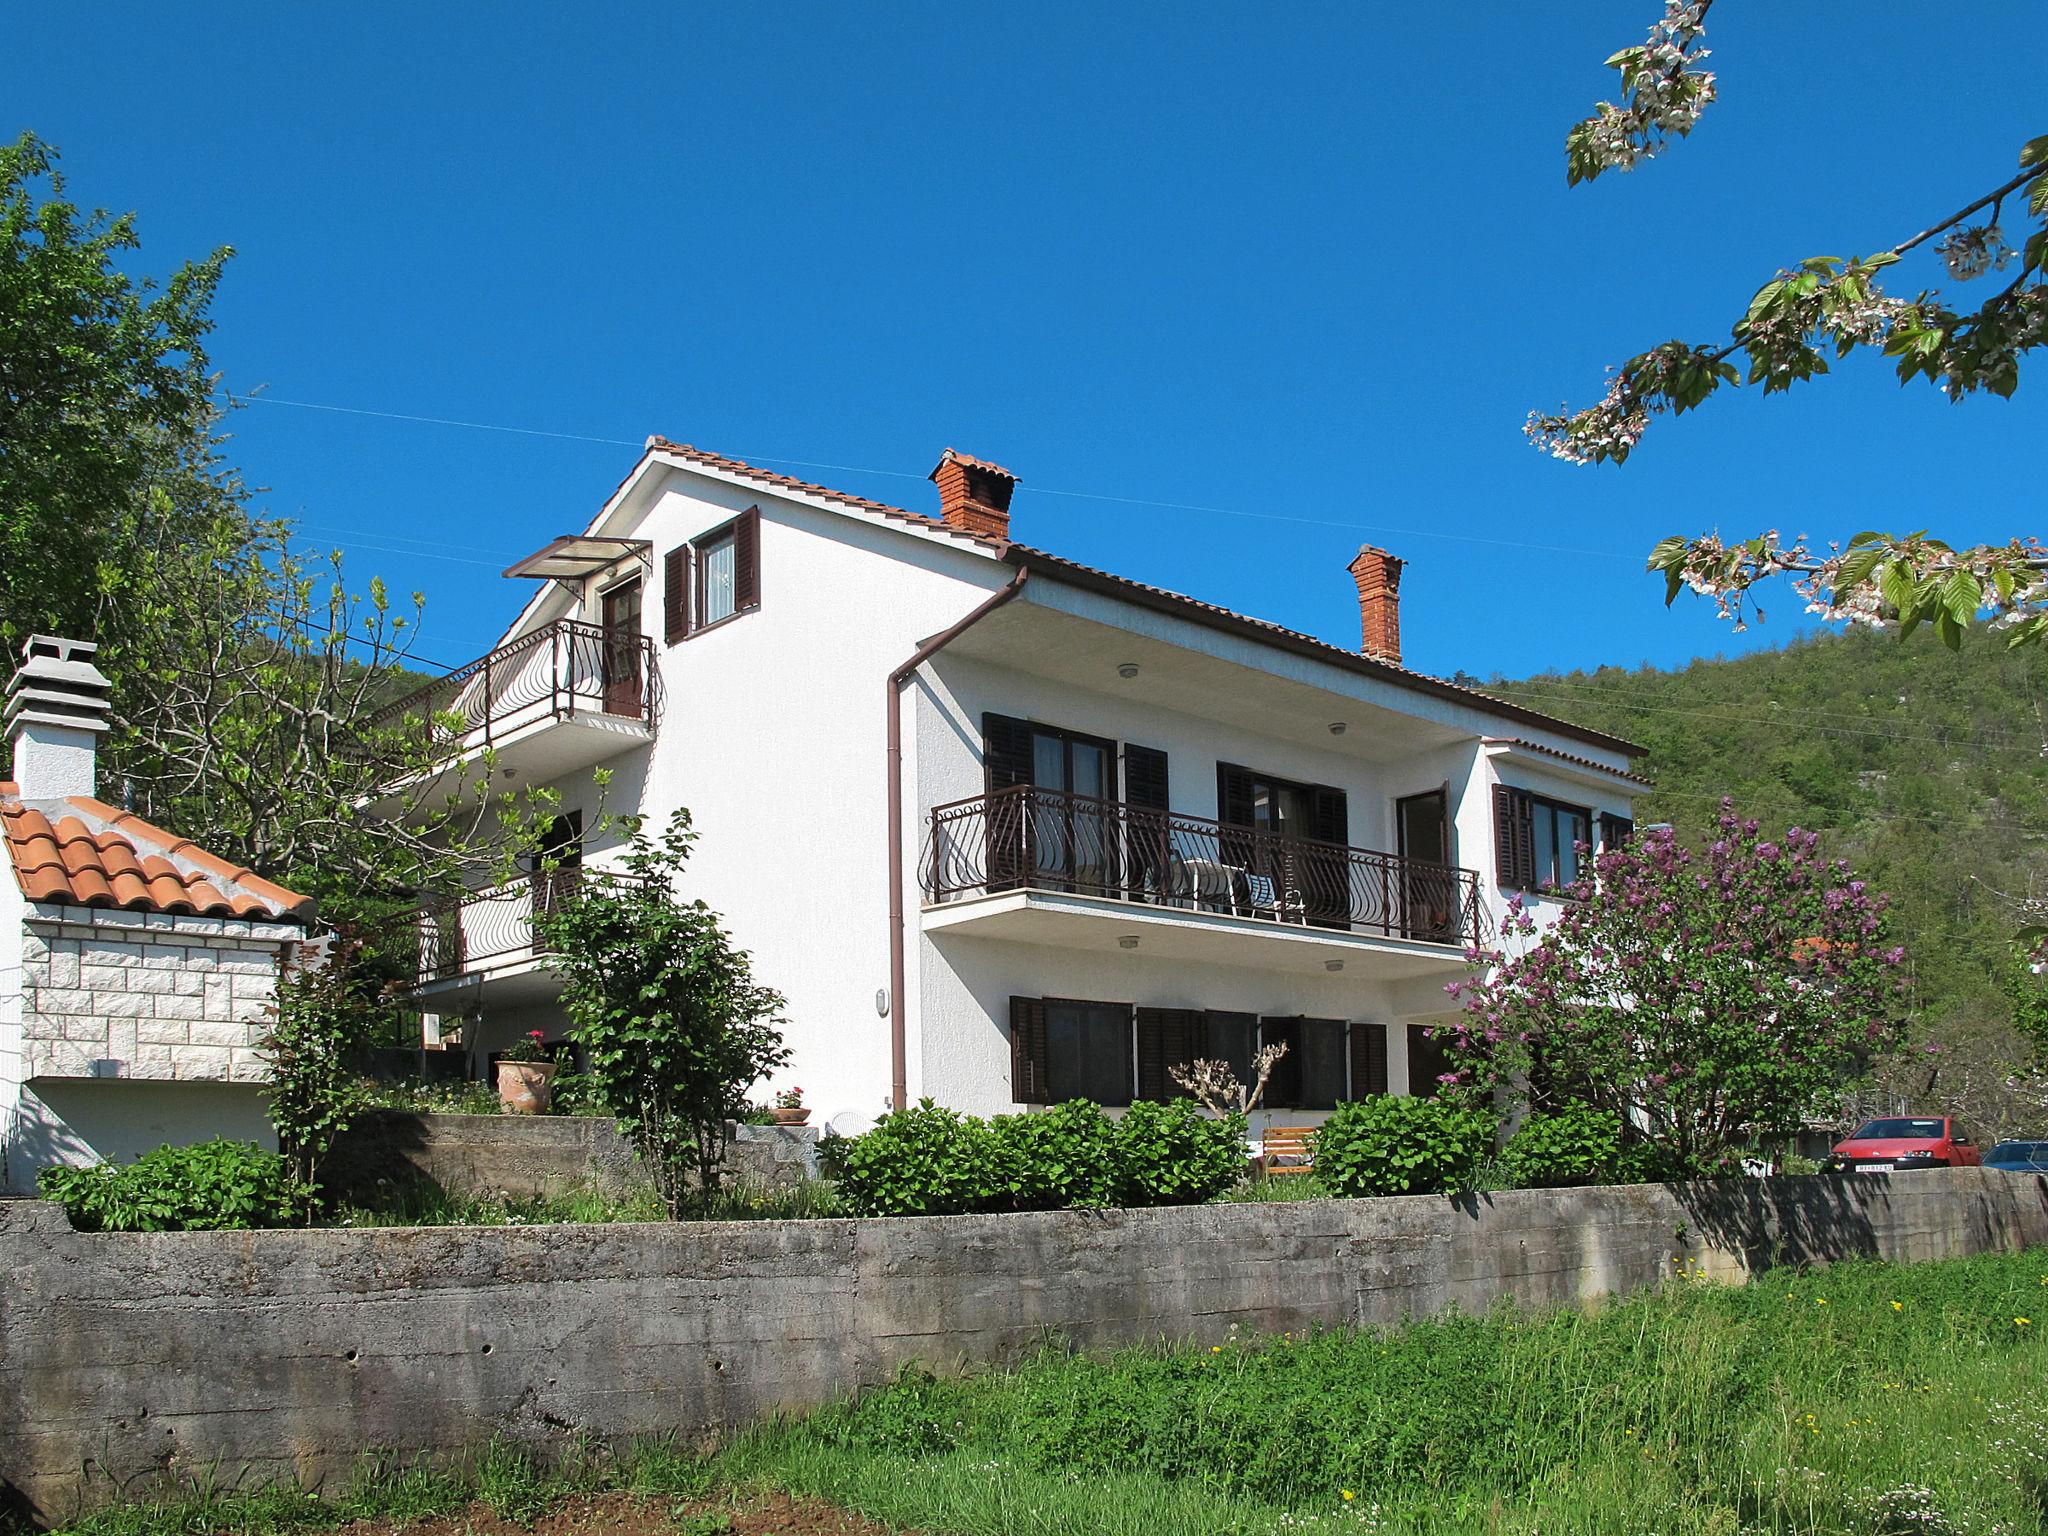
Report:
642,439,1644,758
0,785,312,921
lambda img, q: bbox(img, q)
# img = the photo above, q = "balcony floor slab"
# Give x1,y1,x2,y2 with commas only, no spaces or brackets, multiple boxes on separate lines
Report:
921,888,1477,980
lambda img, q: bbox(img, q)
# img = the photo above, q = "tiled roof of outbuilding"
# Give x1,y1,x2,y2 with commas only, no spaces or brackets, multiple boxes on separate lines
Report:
0,784,313,921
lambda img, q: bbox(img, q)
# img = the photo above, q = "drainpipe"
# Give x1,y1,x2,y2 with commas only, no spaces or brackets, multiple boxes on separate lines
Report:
886,564,1029,1111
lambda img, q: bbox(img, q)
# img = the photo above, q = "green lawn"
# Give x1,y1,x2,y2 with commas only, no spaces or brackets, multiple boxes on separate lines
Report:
44,1247,2048,1536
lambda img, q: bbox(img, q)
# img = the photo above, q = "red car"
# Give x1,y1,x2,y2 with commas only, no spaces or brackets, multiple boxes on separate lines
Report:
1829,1116,1982,1173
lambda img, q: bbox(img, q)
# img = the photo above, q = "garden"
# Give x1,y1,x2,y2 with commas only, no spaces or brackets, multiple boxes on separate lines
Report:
30,1246,2048,1536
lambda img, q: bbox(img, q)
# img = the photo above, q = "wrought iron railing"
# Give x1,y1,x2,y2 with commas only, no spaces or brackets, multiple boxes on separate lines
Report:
922,786,1485,948
371,619,657,759
400,869,646,987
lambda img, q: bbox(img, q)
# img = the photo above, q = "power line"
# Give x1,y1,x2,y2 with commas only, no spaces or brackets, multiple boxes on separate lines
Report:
224,391,1638,563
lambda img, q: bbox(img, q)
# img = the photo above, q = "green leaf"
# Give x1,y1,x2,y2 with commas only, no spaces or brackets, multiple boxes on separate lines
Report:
1847,530,1891,548
2021,133,2048,170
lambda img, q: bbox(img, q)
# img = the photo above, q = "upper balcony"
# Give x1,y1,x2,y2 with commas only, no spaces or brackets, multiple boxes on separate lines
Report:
370,619,657,794
920,787,1485,980
388,868,645,1009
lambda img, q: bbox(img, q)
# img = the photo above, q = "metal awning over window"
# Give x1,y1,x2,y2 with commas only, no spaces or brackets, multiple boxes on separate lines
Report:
502,536,651,581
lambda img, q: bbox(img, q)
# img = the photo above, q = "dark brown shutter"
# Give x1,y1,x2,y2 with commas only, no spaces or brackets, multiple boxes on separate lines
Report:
1135,1007,1201,1101
1203,1010,1254,1087
983,714,1035,793
662,545,688,643
1408,1022,1452,1098
1261,1016,1304,1109
1124,744,1169,810
1348,1021,1389,1098
1308,784,1348,846
733,507,761,612
1216,763,1256,827
1494,785,1535,889
1010,995,1049,1104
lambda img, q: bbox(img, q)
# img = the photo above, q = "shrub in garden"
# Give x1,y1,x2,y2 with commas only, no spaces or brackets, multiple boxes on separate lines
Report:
988,1100,1118,1210
1113,1099,1247,1206
1499,1102,1627,1188
1313,1095,1493,1197
37,1139,305,1231
824,1100,999,1216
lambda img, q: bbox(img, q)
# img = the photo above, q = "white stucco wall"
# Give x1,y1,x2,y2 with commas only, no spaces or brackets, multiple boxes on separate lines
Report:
6,1079,275,1191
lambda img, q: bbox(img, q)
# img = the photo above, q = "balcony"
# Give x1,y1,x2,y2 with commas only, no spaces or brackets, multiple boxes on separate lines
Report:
392,869,643,1006
370,619,657,793
921,787,1485,980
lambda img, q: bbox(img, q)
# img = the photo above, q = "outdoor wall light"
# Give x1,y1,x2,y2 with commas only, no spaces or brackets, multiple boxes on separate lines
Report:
1117,662,1140,679
1118,935,1140,950
1328,721,1348,736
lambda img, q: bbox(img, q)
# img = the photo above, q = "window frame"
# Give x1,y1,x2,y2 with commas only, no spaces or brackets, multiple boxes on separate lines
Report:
1497,785,1595,894
677,507,761,640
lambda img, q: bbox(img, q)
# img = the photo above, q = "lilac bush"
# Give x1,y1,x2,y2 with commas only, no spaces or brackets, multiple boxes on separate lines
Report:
1443,804,1908,1172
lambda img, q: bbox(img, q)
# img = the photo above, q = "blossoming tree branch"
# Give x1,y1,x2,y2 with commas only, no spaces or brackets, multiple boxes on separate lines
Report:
1530,1,2048,648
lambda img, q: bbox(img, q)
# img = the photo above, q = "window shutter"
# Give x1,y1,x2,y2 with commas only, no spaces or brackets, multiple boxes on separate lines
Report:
1348,1022,1390,1098
1202,1010,1254,1088
1010,995,1049,1104
662,545,688,644
1407,1022,1452,1098
732,507,761,612
1217,763,1256,827
1135,1007,1201,1101
1308,784,1348,846
1261,1016,1305,1109
1599,813,1634,851
1494,784,1535,889
983,714,1035,793
1124,744,1169,810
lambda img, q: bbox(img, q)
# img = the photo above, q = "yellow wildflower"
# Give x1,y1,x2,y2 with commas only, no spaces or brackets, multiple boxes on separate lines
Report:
1890,1301,1902,1312
2016,1317,2032,1327
1342,1491,1356,1501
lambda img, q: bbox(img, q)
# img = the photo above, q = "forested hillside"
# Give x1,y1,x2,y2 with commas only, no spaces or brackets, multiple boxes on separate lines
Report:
1477,628,2048,1135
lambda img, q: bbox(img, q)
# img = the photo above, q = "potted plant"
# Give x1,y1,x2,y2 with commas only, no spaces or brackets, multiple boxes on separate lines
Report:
771,1085,809,1126
495,1031,559,1115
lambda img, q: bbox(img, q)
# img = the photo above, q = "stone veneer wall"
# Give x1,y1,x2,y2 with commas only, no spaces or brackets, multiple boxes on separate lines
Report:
2,1169,2043,1522
19,904,300,1082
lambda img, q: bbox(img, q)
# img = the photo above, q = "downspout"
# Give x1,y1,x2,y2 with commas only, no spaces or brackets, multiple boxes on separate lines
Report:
886,563,1029,1110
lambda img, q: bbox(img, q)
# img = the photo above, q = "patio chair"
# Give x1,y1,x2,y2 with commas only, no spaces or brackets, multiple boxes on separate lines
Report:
1260,1125,1316,1176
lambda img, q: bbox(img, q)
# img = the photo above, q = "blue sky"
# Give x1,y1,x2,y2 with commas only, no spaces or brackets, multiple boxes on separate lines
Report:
8,3,2040,678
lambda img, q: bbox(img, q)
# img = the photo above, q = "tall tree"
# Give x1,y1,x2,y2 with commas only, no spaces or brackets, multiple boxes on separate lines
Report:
1524,8,2046,648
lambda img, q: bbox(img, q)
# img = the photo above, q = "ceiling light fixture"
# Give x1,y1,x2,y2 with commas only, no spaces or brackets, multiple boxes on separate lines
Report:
1118,935,1140,950
1117,662,1140,680
1328,722,1348,736
1325,959,1344,972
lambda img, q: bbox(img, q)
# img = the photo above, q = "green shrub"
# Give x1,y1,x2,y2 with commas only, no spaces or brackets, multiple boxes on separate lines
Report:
1499,1103,1626,1188
988,1100,1119,1210
1312,1095,1493,1197
37,1139,305,1231
1113,1100,1247,1206
824,1100,999,1216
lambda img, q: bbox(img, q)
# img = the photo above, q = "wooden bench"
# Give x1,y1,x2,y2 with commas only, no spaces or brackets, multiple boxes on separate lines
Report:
1261,1125,1316,1176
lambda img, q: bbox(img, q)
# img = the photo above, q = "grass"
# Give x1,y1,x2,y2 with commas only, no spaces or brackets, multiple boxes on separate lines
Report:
333,1176,842,1228
34,1248,2048,1536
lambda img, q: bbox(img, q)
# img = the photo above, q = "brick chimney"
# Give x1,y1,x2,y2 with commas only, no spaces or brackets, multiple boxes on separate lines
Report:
930,448,1017,541
6,635,111,798
1347,546,1404,664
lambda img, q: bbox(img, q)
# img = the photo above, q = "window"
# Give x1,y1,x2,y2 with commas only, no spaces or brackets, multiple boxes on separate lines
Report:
1261,1017,1347,1109
1407,1023,1454,1098
1493,786,1592,892
1043,999,1133,1105
667,508,760,639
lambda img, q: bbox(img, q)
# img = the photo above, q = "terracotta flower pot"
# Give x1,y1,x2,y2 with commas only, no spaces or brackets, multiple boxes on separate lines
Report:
496,1059,558,1115
772,1107,811,1126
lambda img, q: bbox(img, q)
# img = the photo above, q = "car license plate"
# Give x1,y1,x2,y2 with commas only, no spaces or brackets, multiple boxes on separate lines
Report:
1856,1162,1892,1173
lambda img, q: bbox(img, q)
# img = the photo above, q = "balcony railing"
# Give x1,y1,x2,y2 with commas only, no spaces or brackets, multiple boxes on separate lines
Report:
922,786,1485,949
371,618,657,760
396,869,645,989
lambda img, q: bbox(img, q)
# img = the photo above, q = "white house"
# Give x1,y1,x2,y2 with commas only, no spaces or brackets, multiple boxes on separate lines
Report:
381,441,1645,1130
0,637,312,1193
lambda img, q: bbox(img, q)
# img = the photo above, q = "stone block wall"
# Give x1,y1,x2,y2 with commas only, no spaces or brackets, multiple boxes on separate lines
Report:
20,905,299,1083
1,1169,2043,1521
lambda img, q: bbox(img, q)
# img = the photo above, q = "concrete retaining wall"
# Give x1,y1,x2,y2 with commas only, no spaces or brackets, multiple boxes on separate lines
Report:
3,1169,2044,1522
324,1112,820,1202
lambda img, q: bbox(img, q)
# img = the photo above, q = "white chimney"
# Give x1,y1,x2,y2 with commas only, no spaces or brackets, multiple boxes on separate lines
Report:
6,635,111,799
